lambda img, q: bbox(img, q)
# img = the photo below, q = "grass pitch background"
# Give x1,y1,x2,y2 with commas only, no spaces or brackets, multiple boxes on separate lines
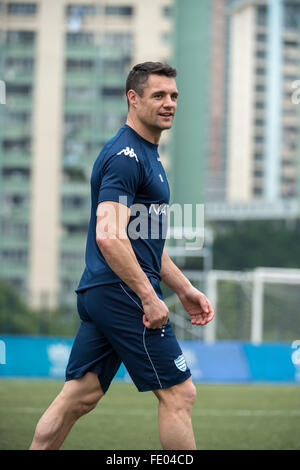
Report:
0,380,299,450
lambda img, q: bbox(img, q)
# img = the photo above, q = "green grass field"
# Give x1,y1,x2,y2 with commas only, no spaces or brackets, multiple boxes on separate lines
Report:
0,379,299,450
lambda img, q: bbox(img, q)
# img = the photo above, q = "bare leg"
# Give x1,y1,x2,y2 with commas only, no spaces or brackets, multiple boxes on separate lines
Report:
29,372,103,450
153,377,197,450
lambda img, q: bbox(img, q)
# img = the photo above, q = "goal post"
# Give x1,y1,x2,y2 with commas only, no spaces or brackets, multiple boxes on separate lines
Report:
203,268,300,344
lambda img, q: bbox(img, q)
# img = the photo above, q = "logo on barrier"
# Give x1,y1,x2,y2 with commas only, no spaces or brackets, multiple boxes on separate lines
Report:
0,80,5,105
291,340,300,382
0,340,6,364
47,343,71,378
181,347,203,380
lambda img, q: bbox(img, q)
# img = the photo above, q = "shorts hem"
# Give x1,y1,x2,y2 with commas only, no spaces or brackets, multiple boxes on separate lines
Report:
65,371,109,394
136,370,192,392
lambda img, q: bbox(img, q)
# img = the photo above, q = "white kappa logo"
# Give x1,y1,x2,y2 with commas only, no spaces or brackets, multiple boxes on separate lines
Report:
174,354,187,372
117,147,139,163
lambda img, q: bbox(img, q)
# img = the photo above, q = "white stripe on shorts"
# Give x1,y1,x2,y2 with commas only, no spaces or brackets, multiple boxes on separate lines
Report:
119,283,162,389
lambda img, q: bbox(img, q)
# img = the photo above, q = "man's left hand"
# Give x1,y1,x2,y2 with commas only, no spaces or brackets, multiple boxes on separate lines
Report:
179,286,214,326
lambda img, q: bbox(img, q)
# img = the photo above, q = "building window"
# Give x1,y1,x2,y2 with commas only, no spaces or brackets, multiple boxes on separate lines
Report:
6,30,35,45
284,56,299,65
256,33,267,42
4,194,29,210
101,113,125,130
253,187,263,196
256,5,267,26
60,251,84,266
162,5,173,18
256,50,266,59
5,111,31,125
282,159,295,167
2,168,30,181
285,5,300,30
104,33,133,53
65,113,92,127
101,87,124,98
284,74,298,82
105,5,134,16
1,220,28,236
6,83,32,97
66,32,94,45
63,223,88,235
5,57,34,74
66,4,97,17
284,40,298,48
62,195,88,209
256,67,266,76
161,32,172,44
0,249,28,263
3,137,31,152
255,84,265,93
7,2,37,15
65,86,96,100
66,58,95,72
102,57,131,74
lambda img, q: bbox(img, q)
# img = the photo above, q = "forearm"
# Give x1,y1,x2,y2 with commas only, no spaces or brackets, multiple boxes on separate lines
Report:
97,236,156,302
160,249,192,298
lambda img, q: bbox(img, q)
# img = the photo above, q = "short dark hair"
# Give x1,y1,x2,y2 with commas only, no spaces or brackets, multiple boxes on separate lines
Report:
125,61,177,106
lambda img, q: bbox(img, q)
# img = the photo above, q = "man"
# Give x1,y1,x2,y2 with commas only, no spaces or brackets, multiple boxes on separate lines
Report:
30,62,214,450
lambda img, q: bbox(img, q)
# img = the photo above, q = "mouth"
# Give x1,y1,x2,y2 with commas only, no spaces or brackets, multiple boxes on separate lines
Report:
158,113,173,118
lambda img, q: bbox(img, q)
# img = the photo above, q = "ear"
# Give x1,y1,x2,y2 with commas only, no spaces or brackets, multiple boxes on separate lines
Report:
127,89,138,108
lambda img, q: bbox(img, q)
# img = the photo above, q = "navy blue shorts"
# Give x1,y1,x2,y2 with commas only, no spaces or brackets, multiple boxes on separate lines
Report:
66,277,191,393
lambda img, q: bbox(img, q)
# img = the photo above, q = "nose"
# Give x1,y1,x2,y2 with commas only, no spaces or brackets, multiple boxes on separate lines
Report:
163,94,175,108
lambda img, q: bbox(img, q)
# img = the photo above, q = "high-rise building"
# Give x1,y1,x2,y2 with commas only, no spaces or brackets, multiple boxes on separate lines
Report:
0,0,173,310
172,0,233,207
172,0,300,223
227,0,300,202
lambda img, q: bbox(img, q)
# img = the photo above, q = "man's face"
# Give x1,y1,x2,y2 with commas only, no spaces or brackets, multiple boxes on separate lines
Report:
133,74,178,131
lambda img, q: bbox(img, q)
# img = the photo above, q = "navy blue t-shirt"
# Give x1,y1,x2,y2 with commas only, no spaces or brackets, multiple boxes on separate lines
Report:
76,124,170,293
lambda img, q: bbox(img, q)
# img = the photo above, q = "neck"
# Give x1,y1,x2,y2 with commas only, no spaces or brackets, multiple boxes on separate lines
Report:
126,114,162,145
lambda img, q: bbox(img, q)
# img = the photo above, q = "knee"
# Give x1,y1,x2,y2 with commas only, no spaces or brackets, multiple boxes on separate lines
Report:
59,386,103,419
157,380,197,412
181,381,197,409
73,388,103,418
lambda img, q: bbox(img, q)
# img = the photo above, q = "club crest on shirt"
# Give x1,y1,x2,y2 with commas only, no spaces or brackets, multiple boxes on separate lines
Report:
174,354,187,372
117,146,139,163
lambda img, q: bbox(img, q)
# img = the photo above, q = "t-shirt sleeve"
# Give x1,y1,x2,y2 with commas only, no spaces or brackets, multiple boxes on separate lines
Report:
98,152,142,207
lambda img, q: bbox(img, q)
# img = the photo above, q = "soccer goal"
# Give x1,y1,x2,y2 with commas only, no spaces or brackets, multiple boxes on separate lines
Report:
165,267,300,343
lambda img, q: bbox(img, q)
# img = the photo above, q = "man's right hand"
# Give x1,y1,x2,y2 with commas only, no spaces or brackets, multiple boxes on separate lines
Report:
141,295,169,329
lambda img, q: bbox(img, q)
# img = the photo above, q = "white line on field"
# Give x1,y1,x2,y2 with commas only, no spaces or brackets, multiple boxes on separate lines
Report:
0,407,300,417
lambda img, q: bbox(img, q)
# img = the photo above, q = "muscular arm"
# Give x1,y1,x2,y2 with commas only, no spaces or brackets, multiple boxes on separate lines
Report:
160,248,192,299
96,201,169,329
160,248,214,325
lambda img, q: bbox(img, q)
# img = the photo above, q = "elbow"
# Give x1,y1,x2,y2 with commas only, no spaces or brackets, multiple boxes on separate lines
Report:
96,234,115,252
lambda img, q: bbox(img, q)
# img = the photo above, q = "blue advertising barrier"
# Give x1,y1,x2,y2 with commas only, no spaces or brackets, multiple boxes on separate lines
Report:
0,335,299,383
